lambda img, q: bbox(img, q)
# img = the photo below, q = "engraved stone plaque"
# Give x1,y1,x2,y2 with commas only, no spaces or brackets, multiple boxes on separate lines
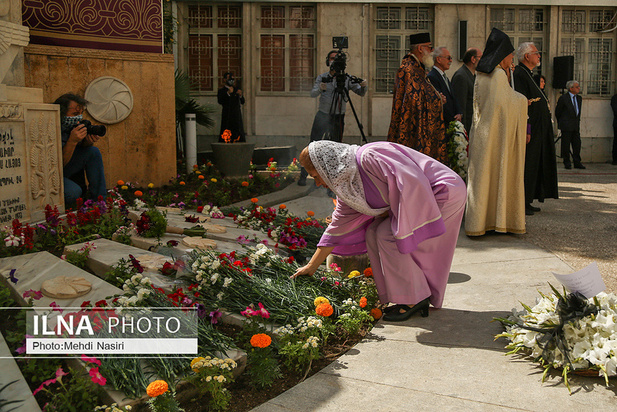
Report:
84,76,133,124
0,103,62,224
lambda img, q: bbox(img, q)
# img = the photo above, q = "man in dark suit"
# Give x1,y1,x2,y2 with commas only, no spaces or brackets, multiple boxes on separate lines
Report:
427,47,462,125
451,48,482,132
555,80,584,169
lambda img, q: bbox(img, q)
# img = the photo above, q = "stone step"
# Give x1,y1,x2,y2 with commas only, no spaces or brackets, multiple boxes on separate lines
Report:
0,332,42,412
64,238,184,291
0,251,123,309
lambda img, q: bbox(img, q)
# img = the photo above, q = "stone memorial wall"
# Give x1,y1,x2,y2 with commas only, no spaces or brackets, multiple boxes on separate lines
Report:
0,102,62,224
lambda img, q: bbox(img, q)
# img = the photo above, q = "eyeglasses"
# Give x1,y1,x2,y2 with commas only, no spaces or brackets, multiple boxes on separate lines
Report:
441,56,453,61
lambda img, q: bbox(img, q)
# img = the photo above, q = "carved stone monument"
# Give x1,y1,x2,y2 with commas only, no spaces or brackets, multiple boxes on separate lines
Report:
0,0,63,224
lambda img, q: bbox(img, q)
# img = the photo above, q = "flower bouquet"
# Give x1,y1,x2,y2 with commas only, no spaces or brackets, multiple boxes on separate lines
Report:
495,285,617,392
446,120,468,180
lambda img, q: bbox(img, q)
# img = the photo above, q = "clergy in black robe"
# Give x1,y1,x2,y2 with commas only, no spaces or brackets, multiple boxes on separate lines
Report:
217,72,246,142
513,62,558,208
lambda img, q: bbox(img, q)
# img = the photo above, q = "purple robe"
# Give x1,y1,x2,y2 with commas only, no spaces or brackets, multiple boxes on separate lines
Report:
317,142,466,308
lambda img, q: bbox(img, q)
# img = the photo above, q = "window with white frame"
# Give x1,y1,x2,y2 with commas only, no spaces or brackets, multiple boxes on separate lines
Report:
186,3,242,93
374,5,433,94
258,4,316,93
560,8,616,96
490,6,548,74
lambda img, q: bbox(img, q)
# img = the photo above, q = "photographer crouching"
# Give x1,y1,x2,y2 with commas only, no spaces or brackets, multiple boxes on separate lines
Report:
298,48,367,186
54,93,107,204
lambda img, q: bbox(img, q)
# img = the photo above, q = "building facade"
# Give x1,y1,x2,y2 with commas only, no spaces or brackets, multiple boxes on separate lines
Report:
174,1,617,162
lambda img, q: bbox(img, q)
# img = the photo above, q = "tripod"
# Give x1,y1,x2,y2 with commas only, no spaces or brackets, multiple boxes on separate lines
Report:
327,74,368,145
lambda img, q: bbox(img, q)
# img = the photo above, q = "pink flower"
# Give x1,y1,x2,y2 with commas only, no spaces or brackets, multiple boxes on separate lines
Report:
89,367,107,386
49,302,63,313
257,302,270,319
241,307,257,317
55,367,69,380
81,354,102,366
23,289,43,300
329,263,342,272
33,377,57,396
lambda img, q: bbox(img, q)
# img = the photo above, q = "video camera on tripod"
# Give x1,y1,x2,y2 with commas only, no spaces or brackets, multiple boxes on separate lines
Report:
320,36,368,144
322,36,365,90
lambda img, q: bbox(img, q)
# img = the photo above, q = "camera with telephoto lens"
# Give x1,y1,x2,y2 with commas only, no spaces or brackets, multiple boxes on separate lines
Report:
78,119,106,137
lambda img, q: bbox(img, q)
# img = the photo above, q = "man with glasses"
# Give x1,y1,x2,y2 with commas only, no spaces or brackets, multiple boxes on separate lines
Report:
428,47,462,125
555,80,585,170
388,33,449,164
54,93,107,204
513,42,558,215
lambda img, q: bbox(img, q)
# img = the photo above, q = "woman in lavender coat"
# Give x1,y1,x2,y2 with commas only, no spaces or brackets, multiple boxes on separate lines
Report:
291,141,466,321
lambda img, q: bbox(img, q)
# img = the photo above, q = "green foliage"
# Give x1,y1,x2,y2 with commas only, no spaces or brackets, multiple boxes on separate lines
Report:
246,345,282,389
37,368,103,412
336,305,374,337
104,258,139,288
98,357,149,399
175,70,215,131
186,356,236,411
63,242,95,269
147,391,184,412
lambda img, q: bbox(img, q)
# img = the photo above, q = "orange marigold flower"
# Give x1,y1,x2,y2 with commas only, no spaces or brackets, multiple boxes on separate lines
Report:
307,211,315,217
250,333,272,348
193,164,199,169
370,308,382,320
313,296,329,307
251,198,259,203
179,181,186,186
134,190,143,197
363,267,373,277
241,181,249,187
146,380,169,397
117,180,125,186
316,303,333,317
198,175,205,180
279,204,286,209
359,297,368,308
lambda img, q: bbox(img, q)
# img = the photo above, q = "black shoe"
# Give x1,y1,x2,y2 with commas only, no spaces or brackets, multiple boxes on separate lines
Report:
526,204,541,212
564,164,572,169
297,177,307,186
383,298,430,322
574,164,586,169
525,208,534,216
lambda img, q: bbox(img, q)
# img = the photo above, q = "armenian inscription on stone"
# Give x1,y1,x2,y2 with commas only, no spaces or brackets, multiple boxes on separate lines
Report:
0,103,63,224
0,113,27,224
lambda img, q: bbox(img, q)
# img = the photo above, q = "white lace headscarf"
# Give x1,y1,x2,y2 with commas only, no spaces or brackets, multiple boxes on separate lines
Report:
308,141,389,216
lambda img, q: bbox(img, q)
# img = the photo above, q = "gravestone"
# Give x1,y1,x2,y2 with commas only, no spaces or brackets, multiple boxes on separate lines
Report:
0,0,63,224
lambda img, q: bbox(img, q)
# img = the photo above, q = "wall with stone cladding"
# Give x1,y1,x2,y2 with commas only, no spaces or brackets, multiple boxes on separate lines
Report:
23,45,176,188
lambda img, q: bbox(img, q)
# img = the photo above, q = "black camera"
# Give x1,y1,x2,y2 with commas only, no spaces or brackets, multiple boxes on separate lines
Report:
78,119,106,137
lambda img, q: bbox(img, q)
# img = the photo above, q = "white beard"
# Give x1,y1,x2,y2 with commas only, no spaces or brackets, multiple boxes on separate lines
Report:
422,53,434,68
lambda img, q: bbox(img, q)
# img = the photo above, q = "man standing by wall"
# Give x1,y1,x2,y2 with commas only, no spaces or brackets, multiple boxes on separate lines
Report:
217,72,245,142
513,42,558,215
387,33,448,164
555,80,585,169
427,47,462,125
451,48,482,133
298,50,367,186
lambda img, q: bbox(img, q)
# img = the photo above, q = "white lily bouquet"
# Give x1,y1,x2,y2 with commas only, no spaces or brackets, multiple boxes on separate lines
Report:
446,121,468,180
495,285,617,392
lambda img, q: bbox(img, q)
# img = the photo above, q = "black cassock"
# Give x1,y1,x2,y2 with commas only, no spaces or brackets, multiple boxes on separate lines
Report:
513,64,559,203
217,87,246,142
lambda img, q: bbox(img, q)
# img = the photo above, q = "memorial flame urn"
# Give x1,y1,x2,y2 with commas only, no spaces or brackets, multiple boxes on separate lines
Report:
210,130,254,178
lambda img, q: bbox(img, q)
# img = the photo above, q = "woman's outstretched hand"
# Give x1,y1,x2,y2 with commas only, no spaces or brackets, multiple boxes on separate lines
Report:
290,264,317,279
